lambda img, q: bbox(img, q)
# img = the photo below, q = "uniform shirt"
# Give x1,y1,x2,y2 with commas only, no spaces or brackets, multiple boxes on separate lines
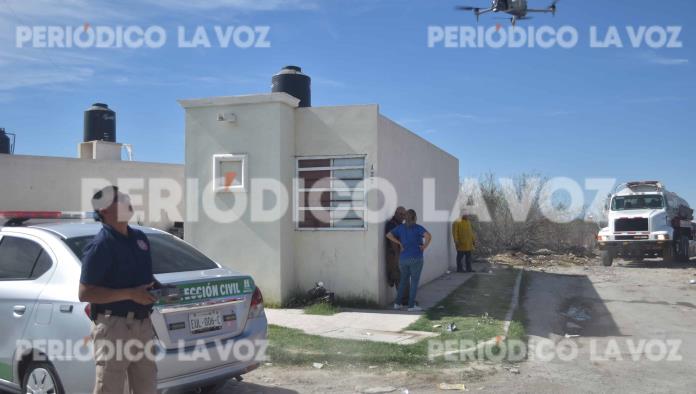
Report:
80,224,155,315
390,224,428,260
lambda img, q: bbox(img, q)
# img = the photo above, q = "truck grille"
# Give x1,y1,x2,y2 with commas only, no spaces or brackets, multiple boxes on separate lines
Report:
615,218,648,232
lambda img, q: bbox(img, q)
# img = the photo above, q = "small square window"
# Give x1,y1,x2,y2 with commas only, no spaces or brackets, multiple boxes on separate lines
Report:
213,154,247,193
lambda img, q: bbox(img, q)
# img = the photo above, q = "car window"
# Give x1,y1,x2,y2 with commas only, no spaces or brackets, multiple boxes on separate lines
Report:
30,250,53,279
64,233,219,274
0,236,50,280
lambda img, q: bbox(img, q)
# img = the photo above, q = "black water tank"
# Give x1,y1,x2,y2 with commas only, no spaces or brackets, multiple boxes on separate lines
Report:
0,128,10,154
84,103,116,142
272,66,311,107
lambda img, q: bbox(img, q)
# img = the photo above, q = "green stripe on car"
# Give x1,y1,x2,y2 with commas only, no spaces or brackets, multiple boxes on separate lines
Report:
155,277,255,306
0,361,12,381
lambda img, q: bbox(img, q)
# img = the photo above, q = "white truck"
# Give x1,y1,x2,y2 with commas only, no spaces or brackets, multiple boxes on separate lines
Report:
597,181,696,266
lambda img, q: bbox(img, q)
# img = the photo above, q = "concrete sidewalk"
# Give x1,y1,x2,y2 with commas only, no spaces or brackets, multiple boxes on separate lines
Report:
265,272,474,344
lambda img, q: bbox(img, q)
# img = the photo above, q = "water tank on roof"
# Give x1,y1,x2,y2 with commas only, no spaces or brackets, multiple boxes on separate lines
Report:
0,128,13,154
272,66,311,107
84,103,116,142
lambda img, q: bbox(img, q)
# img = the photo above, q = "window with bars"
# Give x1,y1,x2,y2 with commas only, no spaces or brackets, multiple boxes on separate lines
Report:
296,156,366,229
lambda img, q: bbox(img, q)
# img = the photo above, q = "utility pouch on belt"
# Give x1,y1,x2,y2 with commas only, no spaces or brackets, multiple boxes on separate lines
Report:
89,303,98,321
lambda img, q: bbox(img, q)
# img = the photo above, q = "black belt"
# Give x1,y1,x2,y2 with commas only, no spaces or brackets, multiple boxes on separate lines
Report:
96,308,151,321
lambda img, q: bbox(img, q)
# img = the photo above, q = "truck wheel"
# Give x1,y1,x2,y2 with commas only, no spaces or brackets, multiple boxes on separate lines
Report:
601,250,614,266
22,362,65,394
663,243,676,263
678,236,690,262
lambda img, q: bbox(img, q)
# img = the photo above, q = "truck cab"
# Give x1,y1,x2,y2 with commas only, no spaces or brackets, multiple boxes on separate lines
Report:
597,181,695,266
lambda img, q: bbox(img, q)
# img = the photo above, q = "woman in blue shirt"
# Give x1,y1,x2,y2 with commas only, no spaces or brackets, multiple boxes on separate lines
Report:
386,209,432,311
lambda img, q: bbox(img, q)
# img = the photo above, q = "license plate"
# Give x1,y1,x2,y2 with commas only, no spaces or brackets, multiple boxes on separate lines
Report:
189,310,223,334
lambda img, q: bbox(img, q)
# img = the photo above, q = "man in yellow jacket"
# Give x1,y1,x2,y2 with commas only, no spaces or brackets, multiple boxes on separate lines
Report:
452,214,476,273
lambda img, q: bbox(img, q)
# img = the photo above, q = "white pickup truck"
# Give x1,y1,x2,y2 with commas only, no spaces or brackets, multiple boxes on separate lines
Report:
597,181,696,266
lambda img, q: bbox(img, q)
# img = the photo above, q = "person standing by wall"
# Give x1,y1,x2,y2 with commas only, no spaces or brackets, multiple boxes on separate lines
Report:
452,212,476,273
385,206,409,305
386,209,431,312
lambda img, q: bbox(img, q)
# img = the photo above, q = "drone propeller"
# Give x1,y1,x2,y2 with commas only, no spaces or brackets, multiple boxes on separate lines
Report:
550,0,560,16
455,6,482,21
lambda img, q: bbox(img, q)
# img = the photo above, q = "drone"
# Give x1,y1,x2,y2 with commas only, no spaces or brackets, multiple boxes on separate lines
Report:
457,0,560,26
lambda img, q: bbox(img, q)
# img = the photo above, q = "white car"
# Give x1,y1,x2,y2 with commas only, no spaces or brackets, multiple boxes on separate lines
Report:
0,213,267,394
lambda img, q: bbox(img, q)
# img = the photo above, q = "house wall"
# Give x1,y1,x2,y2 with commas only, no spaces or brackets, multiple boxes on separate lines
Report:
0,154,184,230
376,115,459,304
181,94,299,304
293,105,381,301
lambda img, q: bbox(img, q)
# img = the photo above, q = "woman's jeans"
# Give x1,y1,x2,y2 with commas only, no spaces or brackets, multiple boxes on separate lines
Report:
395,257,424,308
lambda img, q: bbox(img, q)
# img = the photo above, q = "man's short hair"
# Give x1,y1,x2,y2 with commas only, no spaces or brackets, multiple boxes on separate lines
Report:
91,186,119,221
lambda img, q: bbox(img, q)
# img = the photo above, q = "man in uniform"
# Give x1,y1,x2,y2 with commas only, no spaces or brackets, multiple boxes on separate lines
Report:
452,212,476,273
78,186,158,394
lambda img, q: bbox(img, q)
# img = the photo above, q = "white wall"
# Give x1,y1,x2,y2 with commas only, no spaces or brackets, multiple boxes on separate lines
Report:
181,94,299,304
293,105,381,301
377,115,459,304
0,154,184,230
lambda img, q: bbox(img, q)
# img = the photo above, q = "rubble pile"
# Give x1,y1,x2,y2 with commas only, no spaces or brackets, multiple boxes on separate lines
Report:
487,249,598,267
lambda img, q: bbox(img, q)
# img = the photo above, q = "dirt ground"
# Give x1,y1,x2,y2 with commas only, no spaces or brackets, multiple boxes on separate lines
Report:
219,257,696,393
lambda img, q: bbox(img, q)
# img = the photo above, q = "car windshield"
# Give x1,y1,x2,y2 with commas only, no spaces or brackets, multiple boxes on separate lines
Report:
64,233,218,274
611,195,664,211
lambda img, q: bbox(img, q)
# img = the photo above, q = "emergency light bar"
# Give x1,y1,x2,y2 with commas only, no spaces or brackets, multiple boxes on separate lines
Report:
0,211,95,226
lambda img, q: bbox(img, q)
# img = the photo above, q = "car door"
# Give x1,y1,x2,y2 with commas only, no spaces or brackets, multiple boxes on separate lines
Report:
0,233,55,384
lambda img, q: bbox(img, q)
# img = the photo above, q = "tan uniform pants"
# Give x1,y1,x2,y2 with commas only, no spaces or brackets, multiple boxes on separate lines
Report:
91,314,158,394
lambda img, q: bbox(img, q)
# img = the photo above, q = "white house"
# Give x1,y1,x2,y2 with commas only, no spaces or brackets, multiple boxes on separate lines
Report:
180,75,459,305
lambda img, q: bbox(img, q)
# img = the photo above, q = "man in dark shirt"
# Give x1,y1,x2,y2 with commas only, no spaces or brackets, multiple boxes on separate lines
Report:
79,186,158,394
385,206,409,305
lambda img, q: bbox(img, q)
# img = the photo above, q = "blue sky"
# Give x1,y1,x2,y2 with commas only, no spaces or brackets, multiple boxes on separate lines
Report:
1,0,694,204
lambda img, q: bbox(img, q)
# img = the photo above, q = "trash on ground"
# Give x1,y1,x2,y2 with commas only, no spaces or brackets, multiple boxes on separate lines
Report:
312,362,324,369
307,282,335,304
509,367,520,374
433,324,442,328
446,323,457,332
564,334,580,338
438,382,467,391
689,279,696,285
564,306,591,322
361,386,397,394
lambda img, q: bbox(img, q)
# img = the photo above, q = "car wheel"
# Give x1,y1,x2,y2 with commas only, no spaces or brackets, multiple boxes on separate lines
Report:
601,250,614,267
22,362,64,394
198,381,228,393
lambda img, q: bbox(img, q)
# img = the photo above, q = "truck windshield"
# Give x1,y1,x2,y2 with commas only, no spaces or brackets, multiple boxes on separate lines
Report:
611,195,664,211
64,233,219,274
